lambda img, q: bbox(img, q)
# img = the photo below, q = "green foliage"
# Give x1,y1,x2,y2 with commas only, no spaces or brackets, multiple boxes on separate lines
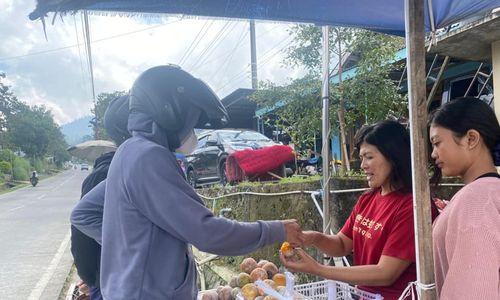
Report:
91,91,127,140
7,104,64,159
278,174,321,184
0,72,70,165
287,25,407,126
0,161,12,174
12,156,30,181
341,30,408,124
254,26,408,152
32,158,45,173
0,149,14,162
284,25,355,75
0,73,23,147
251,76,323,147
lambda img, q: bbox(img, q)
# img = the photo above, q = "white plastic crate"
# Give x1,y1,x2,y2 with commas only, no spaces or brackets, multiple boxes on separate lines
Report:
235,277,383,300
202,271,383,300
294,280,383,300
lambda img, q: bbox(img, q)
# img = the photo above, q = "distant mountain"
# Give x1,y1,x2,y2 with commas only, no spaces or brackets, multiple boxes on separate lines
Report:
61,116,93,146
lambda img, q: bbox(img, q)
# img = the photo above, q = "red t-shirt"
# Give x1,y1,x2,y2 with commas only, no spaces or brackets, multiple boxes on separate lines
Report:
341,189,425,300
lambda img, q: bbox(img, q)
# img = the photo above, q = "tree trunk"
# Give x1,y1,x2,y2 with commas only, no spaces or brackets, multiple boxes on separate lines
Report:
336,28,351,174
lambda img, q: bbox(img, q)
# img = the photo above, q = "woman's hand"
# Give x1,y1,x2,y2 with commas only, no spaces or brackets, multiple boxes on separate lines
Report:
302,230,319,247
279,248,320,275
77,280,90,295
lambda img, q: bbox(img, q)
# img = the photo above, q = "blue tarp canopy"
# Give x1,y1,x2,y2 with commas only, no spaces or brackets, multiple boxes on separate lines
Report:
29,0,500,36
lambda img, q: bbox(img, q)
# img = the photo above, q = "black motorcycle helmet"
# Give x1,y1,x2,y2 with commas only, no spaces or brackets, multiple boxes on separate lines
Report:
104,95,131,146
129,65,229,135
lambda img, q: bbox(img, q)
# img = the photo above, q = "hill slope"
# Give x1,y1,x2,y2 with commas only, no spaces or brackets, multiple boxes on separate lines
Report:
61,116,93,146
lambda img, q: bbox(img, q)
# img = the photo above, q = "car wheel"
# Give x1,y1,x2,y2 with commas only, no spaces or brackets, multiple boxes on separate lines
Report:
219,161,227,185
187,169,197,188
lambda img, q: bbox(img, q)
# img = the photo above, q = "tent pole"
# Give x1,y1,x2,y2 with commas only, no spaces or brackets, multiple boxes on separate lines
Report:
405,0,436,299
321,26,331,246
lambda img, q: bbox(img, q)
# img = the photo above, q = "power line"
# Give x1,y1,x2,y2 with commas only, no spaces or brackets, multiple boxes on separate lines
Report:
216,39,294,96
189,23,283,72
211,23,249,80
178,20,212,66
74,14,91,101
215,35,293,94
192,21,239,70
0,20,180,62
186,20,234,71
190,22,238,69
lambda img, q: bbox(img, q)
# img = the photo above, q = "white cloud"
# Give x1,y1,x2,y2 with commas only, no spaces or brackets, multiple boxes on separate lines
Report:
1,0,307,125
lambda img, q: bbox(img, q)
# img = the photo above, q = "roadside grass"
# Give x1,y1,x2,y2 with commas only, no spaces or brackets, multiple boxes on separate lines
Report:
0,170,62,195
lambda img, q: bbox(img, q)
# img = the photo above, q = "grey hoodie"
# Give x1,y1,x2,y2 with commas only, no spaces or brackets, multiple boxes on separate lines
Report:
71,180,106,244
100,111,285,300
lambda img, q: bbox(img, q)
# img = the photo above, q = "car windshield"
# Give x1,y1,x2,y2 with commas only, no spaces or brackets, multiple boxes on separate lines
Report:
219,131,271,142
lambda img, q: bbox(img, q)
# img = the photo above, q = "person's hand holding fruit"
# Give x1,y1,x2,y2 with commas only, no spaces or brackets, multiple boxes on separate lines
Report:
281,219,305,247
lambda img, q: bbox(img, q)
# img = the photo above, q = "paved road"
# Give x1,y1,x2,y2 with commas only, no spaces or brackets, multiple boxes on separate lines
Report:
0,169,88,300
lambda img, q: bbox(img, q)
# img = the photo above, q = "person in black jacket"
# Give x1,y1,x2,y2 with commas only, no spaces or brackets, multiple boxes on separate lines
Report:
70,95,130,300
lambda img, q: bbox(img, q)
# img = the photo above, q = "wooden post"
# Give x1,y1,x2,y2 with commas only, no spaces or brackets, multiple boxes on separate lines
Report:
404,0,437,299
492,41,500,121
492,41,500,173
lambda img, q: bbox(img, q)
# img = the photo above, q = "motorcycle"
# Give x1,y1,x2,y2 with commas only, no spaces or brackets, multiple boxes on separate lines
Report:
30,175,38,187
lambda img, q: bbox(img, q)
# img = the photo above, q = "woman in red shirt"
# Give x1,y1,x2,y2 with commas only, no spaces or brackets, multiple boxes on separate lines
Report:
281,120,437,300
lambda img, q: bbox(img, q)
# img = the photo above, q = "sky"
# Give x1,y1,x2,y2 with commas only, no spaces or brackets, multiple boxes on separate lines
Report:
0,0,307,125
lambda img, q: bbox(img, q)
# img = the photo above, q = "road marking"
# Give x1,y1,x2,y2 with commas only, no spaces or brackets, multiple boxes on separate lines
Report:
27,230,71,300
37,194,46,200
52,173,76,192
8,205,25,212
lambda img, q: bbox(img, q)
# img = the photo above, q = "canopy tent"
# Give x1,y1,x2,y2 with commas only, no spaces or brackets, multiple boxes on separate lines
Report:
29,0,500,36
28,1,500,299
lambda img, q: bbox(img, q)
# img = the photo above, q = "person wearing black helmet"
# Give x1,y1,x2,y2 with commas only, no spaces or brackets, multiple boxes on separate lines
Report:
70,95,130,300
99,65,304,300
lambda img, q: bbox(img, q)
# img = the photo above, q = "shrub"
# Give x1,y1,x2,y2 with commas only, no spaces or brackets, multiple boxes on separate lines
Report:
0,161,12,174
13,165,28,181
32,158,45,173
12,157,30,181
0,149,14,162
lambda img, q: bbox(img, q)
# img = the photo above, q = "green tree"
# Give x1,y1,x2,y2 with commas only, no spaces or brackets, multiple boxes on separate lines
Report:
285,25,355,76
256,26,407,169
7,104,64,159
0,73,69,169
0,161,12,174
90,91,126,140
0,73,23,147
342,30,407,125
252,76,322,148
0,149,15,162
285,25,407,124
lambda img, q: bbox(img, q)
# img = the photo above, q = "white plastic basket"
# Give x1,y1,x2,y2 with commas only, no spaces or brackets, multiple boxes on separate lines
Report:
294,280,383,300
236,275,383,300
204,271,383,300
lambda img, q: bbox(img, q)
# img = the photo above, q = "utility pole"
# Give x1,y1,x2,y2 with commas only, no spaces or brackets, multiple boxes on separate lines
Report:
250,20,258,89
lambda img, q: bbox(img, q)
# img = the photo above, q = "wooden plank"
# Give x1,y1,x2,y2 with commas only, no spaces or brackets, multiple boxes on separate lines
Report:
404,0,437,299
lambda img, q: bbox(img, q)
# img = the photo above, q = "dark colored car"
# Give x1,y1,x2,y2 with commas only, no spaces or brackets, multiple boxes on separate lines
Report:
175,152,188,177
185,129,278,187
